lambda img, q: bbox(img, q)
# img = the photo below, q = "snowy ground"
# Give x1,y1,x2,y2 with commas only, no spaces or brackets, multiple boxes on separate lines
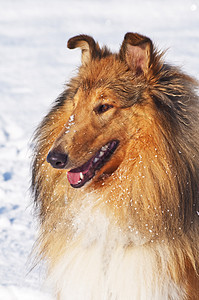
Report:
0,0,199,299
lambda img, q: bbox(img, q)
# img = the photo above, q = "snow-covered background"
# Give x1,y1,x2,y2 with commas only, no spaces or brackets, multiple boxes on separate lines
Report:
0,0,199,299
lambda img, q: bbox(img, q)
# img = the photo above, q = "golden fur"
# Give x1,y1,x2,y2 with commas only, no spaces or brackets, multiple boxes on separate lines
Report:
32,33,199,299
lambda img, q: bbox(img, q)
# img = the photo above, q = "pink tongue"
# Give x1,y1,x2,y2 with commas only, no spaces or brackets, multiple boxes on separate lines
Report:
67,160,93,185
67,172,81,185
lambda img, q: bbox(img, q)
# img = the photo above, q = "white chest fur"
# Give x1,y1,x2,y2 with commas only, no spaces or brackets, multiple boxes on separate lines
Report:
47,199,185,300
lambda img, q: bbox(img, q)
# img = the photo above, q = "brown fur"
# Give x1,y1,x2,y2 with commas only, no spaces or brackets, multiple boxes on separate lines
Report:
32,33,199,299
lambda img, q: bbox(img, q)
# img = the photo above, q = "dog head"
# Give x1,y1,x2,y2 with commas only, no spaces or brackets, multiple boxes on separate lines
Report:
33,32,199,238
46,33,159,188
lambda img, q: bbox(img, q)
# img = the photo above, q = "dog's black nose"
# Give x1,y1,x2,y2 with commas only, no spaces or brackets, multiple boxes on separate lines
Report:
47,150,68,169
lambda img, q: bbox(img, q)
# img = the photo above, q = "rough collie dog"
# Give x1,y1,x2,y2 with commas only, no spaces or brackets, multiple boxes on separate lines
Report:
32,33,199,299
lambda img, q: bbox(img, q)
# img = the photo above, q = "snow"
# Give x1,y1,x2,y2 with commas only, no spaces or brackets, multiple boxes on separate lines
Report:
0,0,198,299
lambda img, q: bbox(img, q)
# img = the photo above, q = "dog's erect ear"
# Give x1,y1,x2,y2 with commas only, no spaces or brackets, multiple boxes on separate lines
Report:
120,33,153,75
67,35,97,65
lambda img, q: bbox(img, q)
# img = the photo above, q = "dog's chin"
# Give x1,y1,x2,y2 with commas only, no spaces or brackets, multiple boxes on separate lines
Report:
67,140,119,188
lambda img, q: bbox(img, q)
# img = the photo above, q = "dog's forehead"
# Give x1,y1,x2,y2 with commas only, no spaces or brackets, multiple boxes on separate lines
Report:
75,83,114,106
79,56,125,87
76,56,144,106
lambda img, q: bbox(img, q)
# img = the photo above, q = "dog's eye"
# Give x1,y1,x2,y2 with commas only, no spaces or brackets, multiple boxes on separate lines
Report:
95,104,113,114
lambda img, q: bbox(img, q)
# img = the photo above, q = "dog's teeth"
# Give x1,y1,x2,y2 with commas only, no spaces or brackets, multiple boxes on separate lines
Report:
101,145,108,151
80,172,84,180
99,151,104,157
94,157,99,163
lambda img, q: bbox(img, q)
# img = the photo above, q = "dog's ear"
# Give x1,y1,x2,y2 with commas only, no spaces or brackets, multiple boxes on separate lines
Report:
120,33,153,75
67,35,97,65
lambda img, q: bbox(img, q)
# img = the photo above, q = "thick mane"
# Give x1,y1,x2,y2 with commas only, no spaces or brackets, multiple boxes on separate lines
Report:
150,64,199,224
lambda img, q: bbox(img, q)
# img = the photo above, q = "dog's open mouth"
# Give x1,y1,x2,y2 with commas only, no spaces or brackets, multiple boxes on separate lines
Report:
67,140,119,188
